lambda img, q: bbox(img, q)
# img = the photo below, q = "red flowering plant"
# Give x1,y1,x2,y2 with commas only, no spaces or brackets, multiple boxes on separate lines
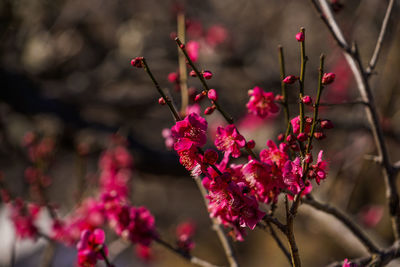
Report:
2,3,400,267
129,24,339,265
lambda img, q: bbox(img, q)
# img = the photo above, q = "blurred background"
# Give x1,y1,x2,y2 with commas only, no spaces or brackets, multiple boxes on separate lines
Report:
0,0,400,266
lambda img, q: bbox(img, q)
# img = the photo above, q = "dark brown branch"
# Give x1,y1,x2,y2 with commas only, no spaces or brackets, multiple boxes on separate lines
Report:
326,242,400,267
302,195,380,254
265,222,292,265
310,0,400,242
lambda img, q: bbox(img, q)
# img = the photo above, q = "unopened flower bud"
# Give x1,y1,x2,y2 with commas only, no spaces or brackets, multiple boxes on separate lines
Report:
305,153,313,164
305,117,313,124
283,75,298,84
158,97,166,105
203,149,218,165
194,93,204,102
246,140,255,149
275,94,284,102
296,32,305,42
130,57,144,68
208,89,218,101
322,73,336,85
297,133,307,142
202,70,213,80
180,44,185,49
302,95,312,105
189,70,197,77
314,132,326,140
286,134,296,143
204,105,216,115
170,32,177,40
320,119,334,129
278,133,285,142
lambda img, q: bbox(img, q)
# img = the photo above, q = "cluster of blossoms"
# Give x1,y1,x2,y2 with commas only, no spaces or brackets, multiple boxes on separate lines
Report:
167,107,329,240
175,221,196,253
48,136,157,266
9,198,41,239
159,31,335,239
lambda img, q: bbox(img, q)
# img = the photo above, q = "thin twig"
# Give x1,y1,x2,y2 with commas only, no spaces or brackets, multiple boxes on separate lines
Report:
278,45,291,138
265,221,292,265
141,58,181,121
153,235,224,267
175,37,257,159
302,195,380,254
298,28,307,134
177,12,189,113
305,54,324,156
366,0,395,76
312,0,400,242
262,214,287,234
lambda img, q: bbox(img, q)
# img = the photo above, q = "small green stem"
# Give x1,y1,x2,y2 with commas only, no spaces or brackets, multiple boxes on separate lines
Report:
278,45,291,138
305,54,325,156
298,27,307,134
177,13,189,114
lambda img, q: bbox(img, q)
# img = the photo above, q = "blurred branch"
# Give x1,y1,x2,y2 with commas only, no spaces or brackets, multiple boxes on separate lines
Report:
310,0,400,242
153,236,224,267
177,13,189,113
326,242,400,267
318,100,368,107
366,0,395,76
302,195,380,254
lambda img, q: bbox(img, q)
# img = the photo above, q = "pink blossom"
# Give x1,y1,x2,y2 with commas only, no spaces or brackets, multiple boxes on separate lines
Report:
206,25,228,47
136,244,153,261
162,128,174,150
9,199,40,239
308,150,328,184
176,221,196,252
359,205,383,228
241,159,279,203
76,228,108,267
290,115,313,135
246,87,279,118
215,125,246,158
171,113,208,148
282,158,304,195
322,72,336,85
296,32,305,42
283,75,298,84
110,206,156,246
205,173,265,239
208,89,218,101
260,140,289,169
168,72,179,83
342,258,357,267
203,70,213,80
187,41,200,62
